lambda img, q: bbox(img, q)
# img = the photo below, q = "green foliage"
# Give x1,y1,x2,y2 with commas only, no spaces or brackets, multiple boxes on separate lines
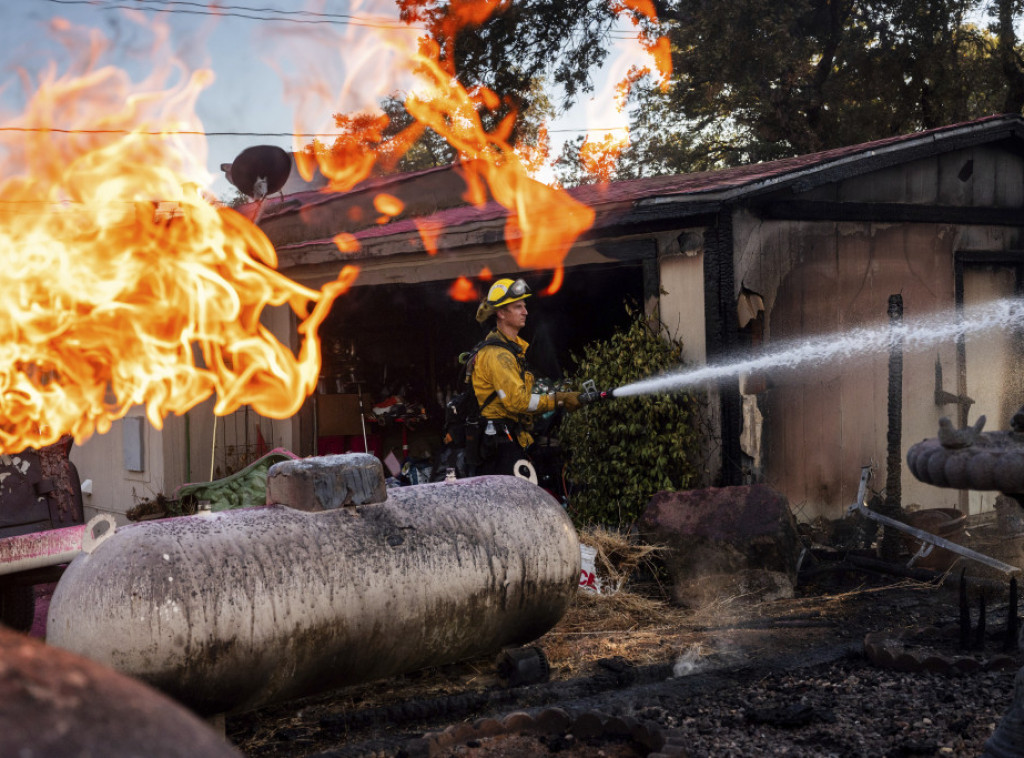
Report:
559,305,699,529
551,0,1020,185
398,0,627,111
311,84,556,179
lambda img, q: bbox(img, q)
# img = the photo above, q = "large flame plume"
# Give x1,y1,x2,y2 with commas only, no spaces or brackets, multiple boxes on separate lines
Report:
294,0,670,278
1,1,671,455
0,17,351,454
578,4,671,185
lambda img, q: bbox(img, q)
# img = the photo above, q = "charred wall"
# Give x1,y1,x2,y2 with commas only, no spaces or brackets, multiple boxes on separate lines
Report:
731,144,1024,521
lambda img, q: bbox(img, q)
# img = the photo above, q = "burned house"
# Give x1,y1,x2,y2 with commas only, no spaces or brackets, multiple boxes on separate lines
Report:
71,113,1024,524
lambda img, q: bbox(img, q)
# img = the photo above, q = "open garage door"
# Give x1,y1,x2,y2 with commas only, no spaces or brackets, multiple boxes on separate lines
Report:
302,261,647,484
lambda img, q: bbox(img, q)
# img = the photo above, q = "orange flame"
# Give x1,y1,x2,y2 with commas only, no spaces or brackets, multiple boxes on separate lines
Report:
580,132,629,184
333,232,361,253
405,40,594,270
301,5,601,278
0,20,352,453
2,0,670,451
374,192,405,223
414,218,444,255
448,276,480,301
643,36,673,89
612,0,672,84
374,193,405,216
541,267,565,296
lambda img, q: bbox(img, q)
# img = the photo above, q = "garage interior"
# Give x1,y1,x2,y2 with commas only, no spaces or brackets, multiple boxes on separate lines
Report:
301,259,647,488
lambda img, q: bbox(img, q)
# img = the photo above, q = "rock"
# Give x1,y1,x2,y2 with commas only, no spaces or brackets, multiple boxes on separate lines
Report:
0,626,239,758
638,484,802,607
995,495,1024,535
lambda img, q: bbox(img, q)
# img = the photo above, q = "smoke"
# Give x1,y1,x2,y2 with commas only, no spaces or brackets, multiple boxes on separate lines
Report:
672,643,705,677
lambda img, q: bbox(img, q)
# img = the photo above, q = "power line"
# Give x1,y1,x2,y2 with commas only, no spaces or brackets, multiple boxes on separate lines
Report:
43,0,642,38
44,0,424,31
0,125,629,136
0,127,304,136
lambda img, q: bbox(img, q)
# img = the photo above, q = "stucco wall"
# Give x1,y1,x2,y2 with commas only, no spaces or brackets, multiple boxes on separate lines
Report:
659,249,706,365
72,303,303,522
70,411,172,524
732,144,1024,521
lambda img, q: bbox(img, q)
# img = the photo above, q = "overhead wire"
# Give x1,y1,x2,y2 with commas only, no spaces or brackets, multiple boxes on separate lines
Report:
0,125,629,136
43,0,424,31
21,0,646,169
42,0,643,38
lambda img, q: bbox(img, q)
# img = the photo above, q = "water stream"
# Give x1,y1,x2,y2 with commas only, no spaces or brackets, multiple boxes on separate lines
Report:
613,297,1024,398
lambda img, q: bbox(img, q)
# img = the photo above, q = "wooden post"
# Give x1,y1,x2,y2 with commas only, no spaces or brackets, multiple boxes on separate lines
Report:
881,294,904,560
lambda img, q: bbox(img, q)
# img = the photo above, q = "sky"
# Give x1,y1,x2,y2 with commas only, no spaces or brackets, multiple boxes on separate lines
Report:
0,0,647,200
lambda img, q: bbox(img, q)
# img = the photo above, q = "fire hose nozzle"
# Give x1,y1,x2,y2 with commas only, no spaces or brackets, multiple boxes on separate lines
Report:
579,380,614,406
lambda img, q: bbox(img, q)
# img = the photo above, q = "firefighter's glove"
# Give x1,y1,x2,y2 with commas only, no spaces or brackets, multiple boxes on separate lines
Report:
555,392,582,412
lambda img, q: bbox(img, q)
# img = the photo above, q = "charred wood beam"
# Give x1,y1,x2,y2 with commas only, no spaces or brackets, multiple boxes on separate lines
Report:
881,294,905,561
755,122,1024,198
703,212,743,486
758,201,1024,227
592,239,657,261
586,205,720,240
836,554,1014,594
1008,577,1020,653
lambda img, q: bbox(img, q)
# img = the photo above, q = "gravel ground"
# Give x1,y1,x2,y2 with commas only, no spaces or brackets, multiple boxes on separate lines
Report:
640,652,1014,757
227,575,1024,758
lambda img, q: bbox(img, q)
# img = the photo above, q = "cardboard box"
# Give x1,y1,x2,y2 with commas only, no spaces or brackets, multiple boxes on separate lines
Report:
316,394,371,437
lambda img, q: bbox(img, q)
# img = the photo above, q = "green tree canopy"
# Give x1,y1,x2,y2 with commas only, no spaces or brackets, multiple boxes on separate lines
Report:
311,0,1024,184
557,0,1021,182
309,83,555,179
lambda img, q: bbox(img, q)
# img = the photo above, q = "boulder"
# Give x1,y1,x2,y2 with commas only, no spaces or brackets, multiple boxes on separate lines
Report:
638,485,802,607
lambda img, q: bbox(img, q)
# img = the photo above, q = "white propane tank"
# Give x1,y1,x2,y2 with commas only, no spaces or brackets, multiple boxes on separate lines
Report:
47,457,579,716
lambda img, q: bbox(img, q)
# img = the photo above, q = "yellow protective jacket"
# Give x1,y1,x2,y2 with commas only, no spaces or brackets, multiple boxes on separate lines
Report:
471,329,555,447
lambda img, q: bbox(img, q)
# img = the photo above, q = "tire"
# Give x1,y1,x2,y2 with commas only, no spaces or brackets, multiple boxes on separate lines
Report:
0,585,36,633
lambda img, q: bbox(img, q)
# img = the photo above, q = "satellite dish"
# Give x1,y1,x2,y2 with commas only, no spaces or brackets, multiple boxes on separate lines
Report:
223,145,291,199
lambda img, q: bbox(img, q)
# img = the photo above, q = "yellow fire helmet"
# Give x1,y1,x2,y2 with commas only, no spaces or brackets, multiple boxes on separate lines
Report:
475,278,532,323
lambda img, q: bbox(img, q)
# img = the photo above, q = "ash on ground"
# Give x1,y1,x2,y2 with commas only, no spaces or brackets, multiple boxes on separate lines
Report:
227,522,1024,758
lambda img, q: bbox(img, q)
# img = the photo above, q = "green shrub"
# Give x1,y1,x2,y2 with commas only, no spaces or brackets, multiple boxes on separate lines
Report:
559,305,699,528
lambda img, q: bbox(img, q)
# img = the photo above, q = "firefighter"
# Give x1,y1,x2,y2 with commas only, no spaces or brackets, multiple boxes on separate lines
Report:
472,278,581,476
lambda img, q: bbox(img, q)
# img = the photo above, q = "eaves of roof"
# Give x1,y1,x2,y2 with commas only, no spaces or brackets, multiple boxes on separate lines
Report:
600,113,1024,210
270,113,1024,259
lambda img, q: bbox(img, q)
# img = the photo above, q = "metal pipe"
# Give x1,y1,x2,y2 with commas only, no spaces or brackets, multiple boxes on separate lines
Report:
209,414,217,481
0,515,116,577
357,381,368,452
849,466,1019,576
47,466,579,715
0,523,85,576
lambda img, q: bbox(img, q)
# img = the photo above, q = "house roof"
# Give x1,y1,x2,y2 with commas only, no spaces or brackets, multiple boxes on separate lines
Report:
261,113,1024,258
568,112,1023,206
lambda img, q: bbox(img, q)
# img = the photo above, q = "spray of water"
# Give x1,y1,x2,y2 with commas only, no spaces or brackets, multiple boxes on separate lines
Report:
614,297,1024,398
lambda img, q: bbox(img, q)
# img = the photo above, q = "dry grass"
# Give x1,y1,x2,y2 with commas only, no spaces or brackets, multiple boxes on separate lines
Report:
580,525,666,595
535,526,701,678
538,586,700,678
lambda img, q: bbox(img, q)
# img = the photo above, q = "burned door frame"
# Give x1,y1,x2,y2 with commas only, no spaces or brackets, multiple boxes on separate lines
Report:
953,250,1024,422
704,209,744,486
952,250,1024,512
